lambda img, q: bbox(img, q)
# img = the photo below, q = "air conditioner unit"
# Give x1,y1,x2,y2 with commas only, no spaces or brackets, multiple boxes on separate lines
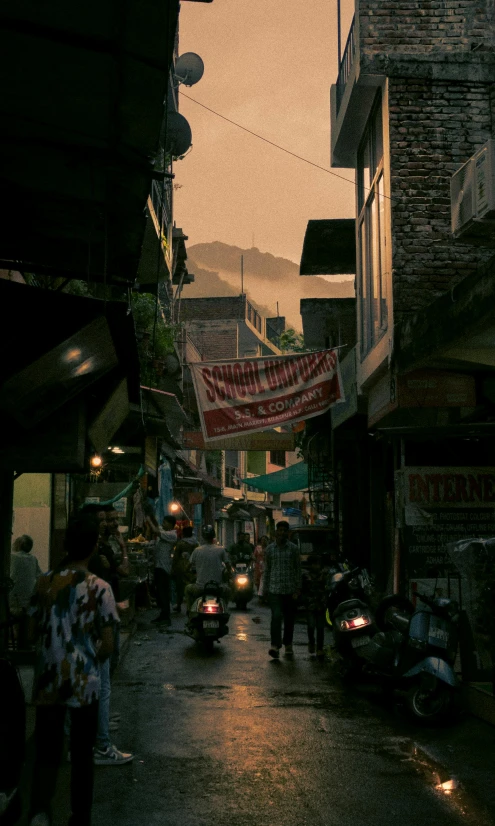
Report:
451,139,495,239
474,139,495,219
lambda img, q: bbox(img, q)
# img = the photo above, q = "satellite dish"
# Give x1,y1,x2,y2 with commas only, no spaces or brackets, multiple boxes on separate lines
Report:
174,52,204,87
164,111,192,157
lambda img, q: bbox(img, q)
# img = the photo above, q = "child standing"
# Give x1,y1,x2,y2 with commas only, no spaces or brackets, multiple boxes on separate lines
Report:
302,554,328,658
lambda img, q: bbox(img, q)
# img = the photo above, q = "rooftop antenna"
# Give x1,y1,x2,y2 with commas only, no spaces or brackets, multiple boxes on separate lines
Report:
276,301,279,316
241,254,244,295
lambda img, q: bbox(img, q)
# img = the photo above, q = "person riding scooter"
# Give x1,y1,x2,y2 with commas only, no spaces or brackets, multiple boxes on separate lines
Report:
185,526,231,612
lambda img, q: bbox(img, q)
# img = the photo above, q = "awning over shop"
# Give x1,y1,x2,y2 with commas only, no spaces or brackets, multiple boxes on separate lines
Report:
300,220,356,275
241,462,308,494
140,386,186,444
0,279,140,470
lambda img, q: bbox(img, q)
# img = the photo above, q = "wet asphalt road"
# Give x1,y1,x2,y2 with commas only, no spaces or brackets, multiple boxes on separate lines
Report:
86,603,492,826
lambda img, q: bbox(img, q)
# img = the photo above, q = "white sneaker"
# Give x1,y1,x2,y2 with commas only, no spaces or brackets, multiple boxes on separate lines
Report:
93,744,134,766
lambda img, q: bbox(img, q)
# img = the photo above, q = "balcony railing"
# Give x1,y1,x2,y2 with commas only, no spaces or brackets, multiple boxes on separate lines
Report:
336,14,356,114
150,178,172,231
246,300,262,333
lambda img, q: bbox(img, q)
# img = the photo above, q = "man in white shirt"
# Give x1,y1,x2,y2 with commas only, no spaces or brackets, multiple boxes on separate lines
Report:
148,515,177,625
185,526,231,612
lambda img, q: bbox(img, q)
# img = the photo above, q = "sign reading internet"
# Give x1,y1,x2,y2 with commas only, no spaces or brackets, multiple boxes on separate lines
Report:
189,350,344,443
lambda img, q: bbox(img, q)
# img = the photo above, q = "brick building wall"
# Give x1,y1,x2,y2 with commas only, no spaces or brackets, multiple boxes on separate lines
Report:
389,76,494,319
180,295,247,321
359,0,494,54
300,298,357,357
183,319,238,361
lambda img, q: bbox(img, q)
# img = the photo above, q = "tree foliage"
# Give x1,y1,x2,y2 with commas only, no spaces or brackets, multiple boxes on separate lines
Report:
279,328,305,353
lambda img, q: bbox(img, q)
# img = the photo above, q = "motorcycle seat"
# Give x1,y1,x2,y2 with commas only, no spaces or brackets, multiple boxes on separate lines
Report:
334,598,368,614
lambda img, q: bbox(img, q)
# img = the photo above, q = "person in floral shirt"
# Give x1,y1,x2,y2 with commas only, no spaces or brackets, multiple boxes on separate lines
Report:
27,511,119,826
301,554,329,658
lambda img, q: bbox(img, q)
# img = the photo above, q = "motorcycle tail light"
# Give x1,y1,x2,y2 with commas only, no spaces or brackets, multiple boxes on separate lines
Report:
340,615,371,630
203,603,220,613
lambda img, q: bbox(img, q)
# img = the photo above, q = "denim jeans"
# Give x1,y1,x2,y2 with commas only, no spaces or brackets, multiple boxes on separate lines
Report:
269,594,296,648
30,702,98,826
96,657,111,750
307,609,326,650
154,567,171,620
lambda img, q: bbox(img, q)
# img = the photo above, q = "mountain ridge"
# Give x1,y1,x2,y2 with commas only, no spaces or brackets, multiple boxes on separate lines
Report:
180,241,354,330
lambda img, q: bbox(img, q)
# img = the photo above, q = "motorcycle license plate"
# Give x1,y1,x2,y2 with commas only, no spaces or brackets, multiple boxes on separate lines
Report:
351,635,370,649
203,620,219,629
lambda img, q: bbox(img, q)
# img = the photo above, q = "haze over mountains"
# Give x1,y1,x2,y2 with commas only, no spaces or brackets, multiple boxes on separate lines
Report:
180,242,354,331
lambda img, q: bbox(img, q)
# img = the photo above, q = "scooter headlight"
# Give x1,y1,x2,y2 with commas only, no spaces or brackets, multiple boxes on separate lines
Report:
236,575,249,586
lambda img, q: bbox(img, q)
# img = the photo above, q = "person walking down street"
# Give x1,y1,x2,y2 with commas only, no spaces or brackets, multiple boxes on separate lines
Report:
82,505,134,768
172,526,198,613
185,526,231,613
253,536,269,598
27,511,119,826
147,514,177,625
9,535,42,648
264,521,301,659
301,554,329,658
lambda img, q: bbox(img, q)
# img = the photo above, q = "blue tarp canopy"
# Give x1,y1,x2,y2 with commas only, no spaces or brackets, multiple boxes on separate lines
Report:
242,461,308,494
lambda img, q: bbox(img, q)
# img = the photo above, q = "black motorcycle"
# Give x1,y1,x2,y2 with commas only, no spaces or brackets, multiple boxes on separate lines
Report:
231,562,255,610
186,581,230,652
358,591,461,722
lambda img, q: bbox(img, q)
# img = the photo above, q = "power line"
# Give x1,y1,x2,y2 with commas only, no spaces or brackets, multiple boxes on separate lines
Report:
179,91,399,203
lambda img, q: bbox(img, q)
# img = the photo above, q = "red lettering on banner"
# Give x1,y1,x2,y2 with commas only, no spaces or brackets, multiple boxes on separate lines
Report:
212,366,225,401
275,361,289,390
202,368,216,403
243,362,257,395
265,361,278,391
202,377,341,438
233,363,247,398
252,362,266,394
221,364,236,400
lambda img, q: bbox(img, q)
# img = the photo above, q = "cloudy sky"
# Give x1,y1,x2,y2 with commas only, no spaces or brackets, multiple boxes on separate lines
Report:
174,0,356,266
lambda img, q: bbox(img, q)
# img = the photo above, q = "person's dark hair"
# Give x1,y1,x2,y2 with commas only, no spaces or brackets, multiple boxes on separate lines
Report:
65,512,100,561
276,520,290,530
202,525,215,540
182,526,194,538
163,515,177,528
13,534,33,553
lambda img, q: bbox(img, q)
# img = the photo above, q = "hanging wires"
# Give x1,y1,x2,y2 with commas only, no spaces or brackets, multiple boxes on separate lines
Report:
180,91,400,205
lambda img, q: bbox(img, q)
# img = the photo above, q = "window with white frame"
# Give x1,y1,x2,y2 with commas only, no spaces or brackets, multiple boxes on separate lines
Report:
357,92,388,357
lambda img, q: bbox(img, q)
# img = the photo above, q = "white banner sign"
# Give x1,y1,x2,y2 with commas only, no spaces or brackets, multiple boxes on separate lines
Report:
189,349,344,443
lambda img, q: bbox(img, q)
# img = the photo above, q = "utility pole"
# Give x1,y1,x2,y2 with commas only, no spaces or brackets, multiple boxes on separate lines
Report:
337,0,342,68
241,254,244,295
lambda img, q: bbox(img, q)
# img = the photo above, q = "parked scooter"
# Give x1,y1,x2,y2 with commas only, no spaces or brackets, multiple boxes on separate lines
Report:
357,591,461,721
327,565,377,673
231,562,255,609
186,580,230,652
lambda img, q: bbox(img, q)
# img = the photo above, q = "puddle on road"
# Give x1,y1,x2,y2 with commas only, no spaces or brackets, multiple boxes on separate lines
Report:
401,741,492,825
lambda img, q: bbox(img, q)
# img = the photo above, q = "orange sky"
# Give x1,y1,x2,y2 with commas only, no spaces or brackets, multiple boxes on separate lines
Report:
175,0,356,267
